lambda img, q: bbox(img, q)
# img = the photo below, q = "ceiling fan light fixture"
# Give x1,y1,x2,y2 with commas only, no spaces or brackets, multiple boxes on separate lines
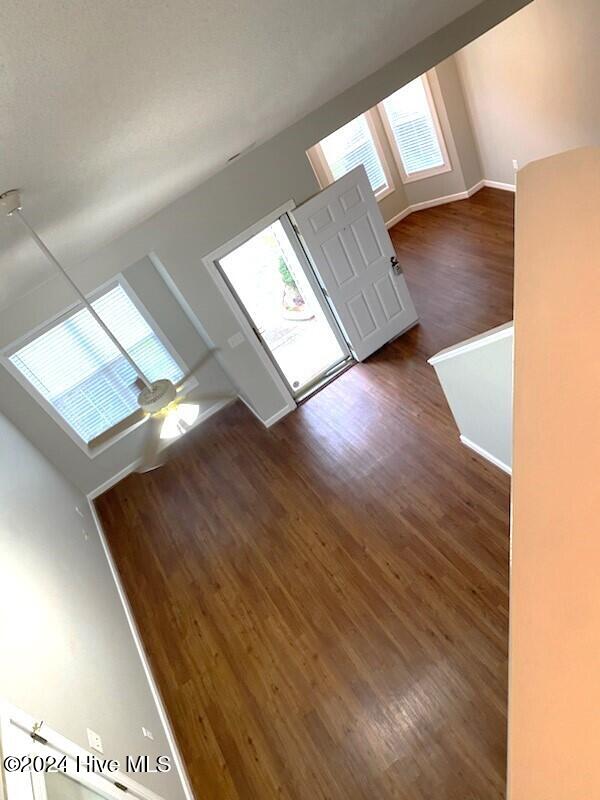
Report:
3,192,224,472
159,402,200,440
176,402,200,427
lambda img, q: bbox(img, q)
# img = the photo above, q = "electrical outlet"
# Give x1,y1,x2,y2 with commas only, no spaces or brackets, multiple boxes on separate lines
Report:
512,159,519,172
142,727,155,740
87,728,103,754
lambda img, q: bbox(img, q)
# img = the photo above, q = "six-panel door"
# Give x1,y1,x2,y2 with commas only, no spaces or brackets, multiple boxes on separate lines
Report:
292,165,418,361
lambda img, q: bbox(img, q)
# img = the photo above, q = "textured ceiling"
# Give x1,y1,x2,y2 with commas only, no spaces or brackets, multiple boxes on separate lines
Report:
0,0,482,307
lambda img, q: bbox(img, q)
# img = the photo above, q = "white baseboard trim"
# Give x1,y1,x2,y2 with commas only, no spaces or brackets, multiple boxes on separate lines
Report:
384,178,514,229
264,401,296,427
467,179,485,195
386,190,469,228
460,434,512,476
237,395,296,428
483,179,516,192
87,397,235,499
385,207,413,228
87,460,139,500
409,188,473,213
88,502,197,800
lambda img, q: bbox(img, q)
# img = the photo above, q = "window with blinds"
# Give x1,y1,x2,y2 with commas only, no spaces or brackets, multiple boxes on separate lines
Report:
9,284,184,445
380,76,450,181
317,114,389,194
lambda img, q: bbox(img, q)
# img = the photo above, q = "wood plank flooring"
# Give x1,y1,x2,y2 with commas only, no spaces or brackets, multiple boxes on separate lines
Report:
96,187,515,800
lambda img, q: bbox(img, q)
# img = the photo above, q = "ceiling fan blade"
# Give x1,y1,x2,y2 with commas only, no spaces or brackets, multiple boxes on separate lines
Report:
176,348,220,389
136,415,165,474
182,391,236,404
135,394,236,474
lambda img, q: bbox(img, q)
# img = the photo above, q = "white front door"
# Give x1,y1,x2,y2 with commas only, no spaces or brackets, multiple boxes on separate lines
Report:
292,165,418,361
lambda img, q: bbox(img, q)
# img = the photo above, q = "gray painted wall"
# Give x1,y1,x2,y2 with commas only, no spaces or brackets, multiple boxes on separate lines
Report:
398,57,482,206
435,56,483,191
0,0,529,496
0,412,186,799
456,0,600,184
316,56,484,227
430,323,513,470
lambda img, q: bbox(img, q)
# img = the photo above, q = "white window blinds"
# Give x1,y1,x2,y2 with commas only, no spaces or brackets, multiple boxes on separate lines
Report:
10,285,183,444
381,77,447,178
319,115,387,194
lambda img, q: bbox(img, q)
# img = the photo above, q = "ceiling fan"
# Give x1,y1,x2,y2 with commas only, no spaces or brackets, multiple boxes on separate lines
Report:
1,189,233,473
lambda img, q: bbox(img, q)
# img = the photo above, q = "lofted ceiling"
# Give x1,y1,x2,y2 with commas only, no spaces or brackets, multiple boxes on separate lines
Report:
0,0,483,307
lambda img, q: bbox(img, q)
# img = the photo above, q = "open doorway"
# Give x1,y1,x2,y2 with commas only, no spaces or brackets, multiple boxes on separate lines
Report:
216,215,351,398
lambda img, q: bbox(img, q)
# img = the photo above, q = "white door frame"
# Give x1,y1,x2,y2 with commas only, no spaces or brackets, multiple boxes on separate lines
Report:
202,200,351,403
276,213,351,361
0,703,166,800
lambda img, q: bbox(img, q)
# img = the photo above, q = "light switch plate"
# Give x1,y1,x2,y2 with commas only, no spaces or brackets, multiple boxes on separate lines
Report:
228,332,245,349
87,728,103,754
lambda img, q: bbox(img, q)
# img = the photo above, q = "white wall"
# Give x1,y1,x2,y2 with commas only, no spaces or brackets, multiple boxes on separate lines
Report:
429,322,513,473
456,0,600,185
0,412,187,799
0,0,529,496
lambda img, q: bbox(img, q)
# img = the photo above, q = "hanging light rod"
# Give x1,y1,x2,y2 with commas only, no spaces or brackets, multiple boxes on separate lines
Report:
1,189,152,390
1,188,227,463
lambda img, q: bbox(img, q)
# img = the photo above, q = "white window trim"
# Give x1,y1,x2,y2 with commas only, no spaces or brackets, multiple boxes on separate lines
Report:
307,110,395,200
377,71,452,184
0,275,193,457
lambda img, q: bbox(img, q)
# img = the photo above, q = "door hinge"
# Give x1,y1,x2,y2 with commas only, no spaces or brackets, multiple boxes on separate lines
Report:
31,721,48,745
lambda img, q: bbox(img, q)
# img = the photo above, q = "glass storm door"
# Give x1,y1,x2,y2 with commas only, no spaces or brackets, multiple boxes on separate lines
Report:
216,215,351,397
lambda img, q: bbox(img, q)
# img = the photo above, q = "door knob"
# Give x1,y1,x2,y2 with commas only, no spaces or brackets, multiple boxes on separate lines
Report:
390,255,402,276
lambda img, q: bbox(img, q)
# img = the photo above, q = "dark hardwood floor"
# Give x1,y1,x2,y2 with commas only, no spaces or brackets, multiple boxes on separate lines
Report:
96,188,515,800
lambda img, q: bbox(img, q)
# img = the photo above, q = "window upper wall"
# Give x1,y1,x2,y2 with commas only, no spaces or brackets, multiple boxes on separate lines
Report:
307,72,451,191
4,282,184,449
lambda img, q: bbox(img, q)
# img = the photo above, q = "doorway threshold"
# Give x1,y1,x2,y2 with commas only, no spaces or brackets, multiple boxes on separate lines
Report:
295,357,355,404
